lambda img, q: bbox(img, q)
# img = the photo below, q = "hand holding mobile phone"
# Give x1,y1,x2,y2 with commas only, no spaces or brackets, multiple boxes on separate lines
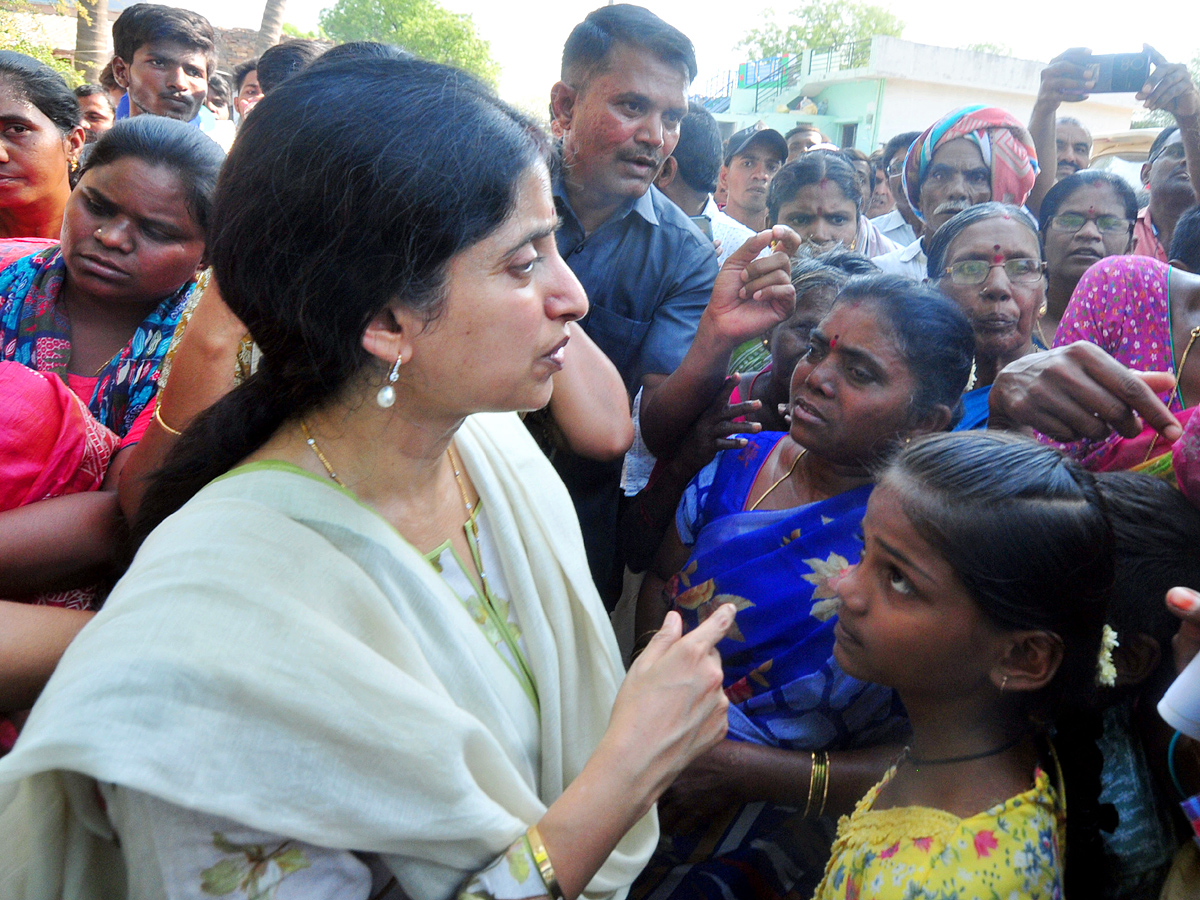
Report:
1137,45,1200,120
1081,51,1151,94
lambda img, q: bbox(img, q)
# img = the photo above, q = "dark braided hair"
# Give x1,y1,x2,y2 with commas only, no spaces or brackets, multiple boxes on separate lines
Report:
881,431,1115,897
132,57,550,549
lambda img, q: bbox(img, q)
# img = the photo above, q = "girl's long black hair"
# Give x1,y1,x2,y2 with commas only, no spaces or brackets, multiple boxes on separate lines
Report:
882,431,1116,897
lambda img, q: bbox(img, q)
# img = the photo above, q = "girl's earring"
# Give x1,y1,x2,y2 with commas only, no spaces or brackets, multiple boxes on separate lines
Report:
1000,675,1009,692
376,353,402,408
1038,301,1048,316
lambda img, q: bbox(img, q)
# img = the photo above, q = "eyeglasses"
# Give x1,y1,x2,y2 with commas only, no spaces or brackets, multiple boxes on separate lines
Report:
886,160,905,177
941,258,1046,285
1048,212,1132,234
1151,143,1187,163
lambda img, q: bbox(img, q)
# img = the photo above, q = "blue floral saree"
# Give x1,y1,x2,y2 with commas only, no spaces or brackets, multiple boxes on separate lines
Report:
632,432,906,900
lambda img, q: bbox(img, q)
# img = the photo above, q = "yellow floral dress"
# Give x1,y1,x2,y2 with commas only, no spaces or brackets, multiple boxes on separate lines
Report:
814,765,1065,900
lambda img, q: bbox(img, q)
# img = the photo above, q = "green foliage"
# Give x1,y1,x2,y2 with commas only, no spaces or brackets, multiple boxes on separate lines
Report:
0,2,80,86
319,0,499,86
737,1,903,61
281,22,327,40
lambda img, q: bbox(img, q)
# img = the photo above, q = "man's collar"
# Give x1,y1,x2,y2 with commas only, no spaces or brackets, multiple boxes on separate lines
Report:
553,174,658,231
900,237,925,261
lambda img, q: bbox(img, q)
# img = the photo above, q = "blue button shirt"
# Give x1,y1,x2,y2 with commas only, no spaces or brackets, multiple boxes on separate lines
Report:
553,179,718,395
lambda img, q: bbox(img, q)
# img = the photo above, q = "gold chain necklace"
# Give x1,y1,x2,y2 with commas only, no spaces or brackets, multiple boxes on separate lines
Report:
1173,325,1200,410
748,445,807,511
299,420,346,486
448,442,491,598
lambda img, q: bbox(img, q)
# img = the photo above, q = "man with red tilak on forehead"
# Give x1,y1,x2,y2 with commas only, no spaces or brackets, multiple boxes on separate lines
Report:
548,5,798,601
873,105,1039,281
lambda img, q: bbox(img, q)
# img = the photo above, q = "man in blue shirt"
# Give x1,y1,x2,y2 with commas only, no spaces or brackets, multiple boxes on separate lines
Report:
549,6,799,600
547,6,715,596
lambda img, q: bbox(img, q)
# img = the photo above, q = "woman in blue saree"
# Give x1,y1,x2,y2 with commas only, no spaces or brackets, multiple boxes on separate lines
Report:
926,203,1049,432
632,275,976,900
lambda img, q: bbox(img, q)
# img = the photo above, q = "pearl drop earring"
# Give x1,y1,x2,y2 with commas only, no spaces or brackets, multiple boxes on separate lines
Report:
376,353,402,408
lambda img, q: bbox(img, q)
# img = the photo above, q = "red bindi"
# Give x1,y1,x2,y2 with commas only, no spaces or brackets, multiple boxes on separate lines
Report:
830,335,838,348
992,244,1004,264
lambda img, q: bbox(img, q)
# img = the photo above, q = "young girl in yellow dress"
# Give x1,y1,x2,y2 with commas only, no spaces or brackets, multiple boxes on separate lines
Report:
816,430,1116,899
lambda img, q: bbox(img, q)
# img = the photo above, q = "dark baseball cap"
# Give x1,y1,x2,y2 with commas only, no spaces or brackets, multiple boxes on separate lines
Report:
724,126,788,167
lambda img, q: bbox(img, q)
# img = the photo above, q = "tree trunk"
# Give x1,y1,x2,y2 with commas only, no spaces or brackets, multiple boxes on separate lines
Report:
74,0,109,82
255,0,289,54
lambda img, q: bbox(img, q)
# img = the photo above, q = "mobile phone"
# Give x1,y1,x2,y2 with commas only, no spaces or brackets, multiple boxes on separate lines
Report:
1083,52,1151,93
690,215,713,241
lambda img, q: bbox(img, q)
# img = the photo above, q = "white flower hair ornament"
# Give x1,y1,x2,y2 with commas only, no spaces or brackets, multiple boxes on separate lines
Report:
1097,625,1119,688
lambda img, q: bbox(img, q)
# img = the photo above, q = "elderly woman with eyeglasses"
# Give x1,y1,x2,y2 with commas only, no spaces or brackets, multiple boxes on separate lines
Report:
1038,170,1138,339
927,203,1048,430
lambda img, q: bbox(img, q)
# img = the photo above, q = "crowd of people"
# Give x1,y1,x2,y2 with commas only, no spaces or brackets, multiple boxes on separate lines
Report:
1,3,1200,899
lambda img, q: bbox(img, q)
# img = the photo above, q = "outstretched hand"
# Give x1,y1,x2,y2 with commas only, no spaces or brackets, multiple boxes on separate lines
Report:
671,375,762,475
704,226,801,346
1140,45,1200,120
1035,48,1094,108
1168,587,1200,675
604,604,735,808
988,342,1182,443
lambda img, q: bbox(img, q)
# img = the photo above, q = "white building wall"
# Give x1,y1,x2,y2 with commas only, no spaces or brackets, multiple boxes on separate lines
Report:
874,78,1136,148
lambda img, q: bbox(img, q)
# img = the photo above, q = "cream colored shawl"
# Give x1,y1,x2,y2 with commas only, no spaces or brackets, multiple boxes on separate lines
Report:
0,412,655,899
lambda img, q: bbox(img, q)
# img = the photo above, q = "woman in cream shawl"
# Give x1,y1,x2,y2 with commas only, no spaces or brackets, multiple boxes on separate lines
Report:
0,57,796,900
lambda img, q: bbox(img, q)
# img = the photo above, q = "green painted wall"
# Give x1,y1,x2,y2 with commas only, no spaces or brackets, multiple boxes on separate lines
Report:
721,78,882,152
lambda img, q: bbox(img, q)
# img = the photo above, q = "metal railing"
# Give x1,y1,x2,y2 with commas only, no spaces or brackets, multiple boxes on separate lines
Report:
690,38,875,114
748,39,875,112
691,69,736,112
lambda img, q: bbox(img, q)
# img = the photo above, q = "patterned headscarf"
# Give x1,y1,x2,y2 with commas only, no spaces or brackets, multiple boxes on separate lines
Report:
901,105,1039,221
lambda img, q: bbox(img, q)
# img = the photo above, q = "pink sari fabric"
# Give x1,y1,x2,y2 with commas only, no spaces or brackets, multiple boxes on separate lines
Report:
1049,256,1179,468
0,360,119,612
1174,408,1200,506
0,361,119,512
0,361,119,752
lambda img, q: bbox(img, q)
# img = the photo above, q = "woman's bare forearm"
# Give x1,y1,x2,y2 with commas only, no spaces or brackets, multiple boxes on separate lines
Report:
548,323,633,461
0,600,94,710
0,492,123,596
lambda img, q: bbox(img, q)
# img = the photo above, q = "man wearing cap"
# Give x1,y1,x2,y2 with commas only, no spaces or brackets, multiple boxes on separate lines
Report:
718,126,788,231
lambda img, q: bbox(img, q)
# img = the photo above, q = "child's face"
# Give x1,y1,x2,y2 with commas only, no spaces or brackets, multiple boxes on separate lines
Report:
833,482,1010,696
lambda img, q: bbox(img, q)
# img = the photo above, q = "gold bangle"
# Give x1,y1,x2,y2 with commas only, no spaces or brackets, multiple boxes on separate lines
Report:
816,751,830,818
526,825,564,900
802,751,818,818
153,403,183,436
